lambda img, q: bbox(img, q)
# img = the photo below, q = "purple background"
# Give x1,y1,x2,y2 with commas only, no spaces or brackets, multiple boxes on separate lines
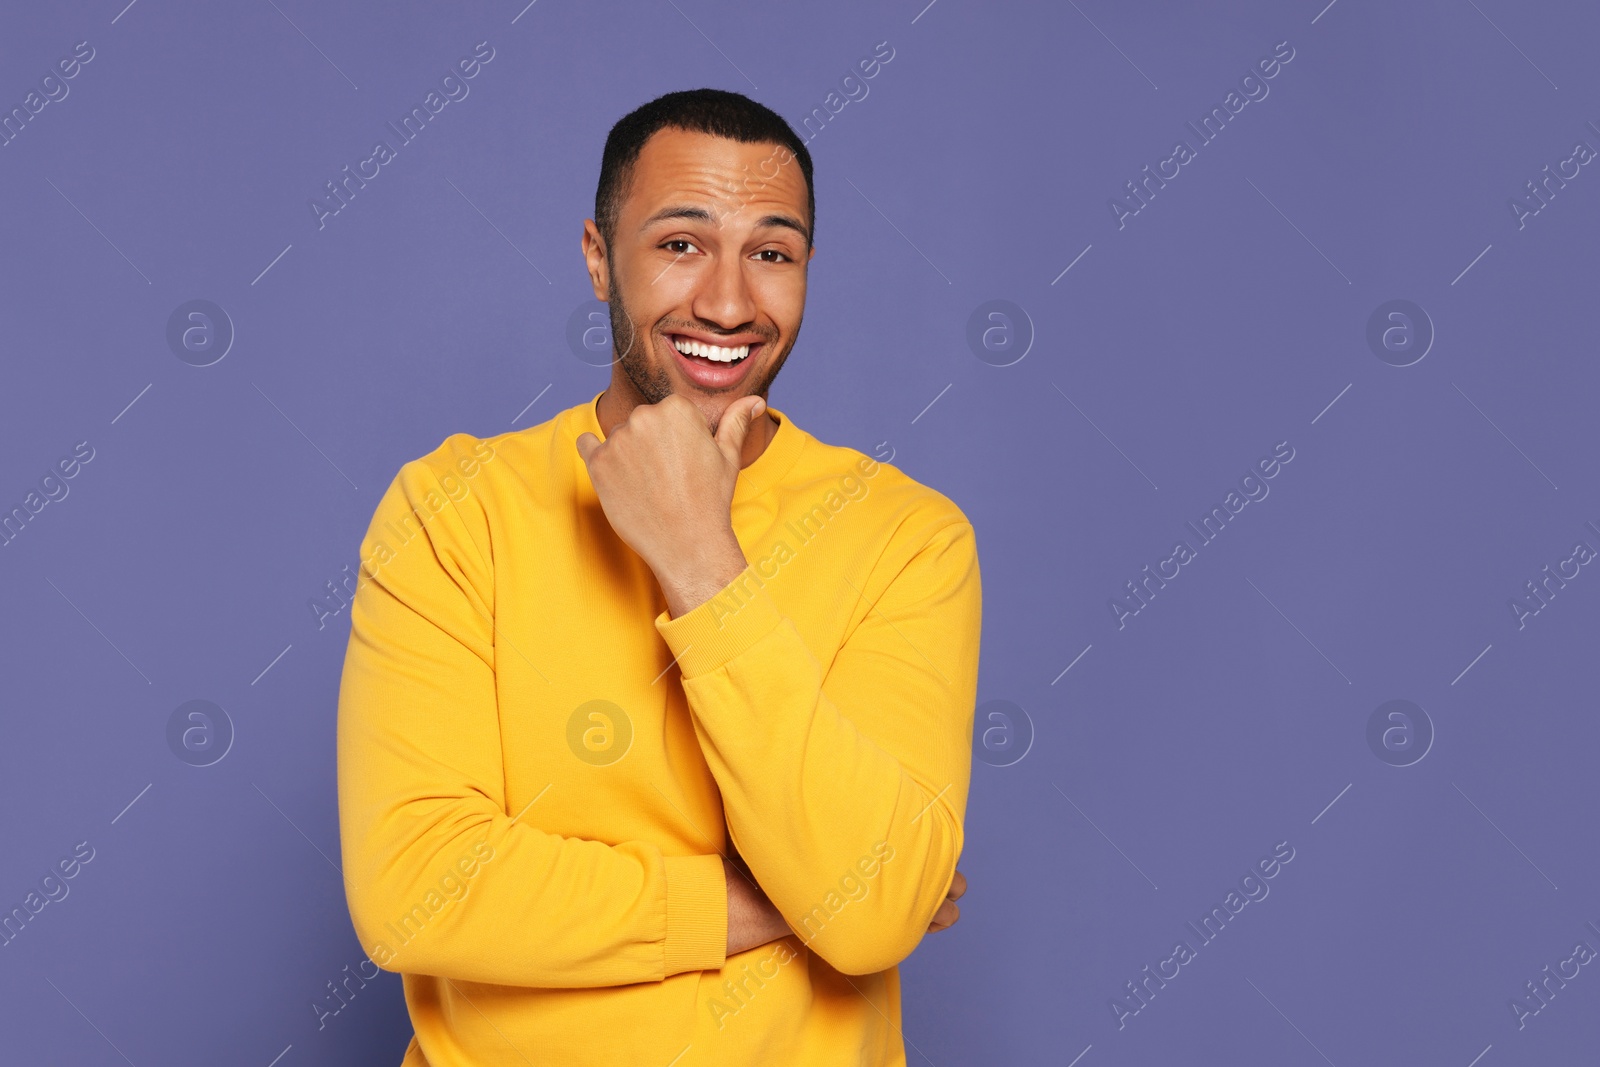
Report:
3,0,1598,1063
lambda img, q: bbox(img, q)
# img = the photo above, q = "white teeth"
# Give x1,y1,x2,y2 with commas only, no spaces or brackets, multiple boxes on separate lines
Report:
673,337,749,363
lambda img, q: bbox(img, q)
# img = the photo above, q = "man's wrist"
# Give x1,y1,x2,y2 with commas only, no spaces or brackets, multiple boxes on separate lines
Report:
657,534,749,619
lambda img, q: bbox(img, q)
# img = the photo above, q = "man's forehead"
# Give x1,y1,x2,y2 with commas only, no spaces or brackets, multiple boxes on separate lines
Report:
626,128,809,229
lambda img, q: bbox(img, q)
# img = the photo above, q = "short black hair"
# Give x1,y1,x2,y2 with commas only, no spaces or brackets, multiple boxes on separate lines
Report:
594,88,815,254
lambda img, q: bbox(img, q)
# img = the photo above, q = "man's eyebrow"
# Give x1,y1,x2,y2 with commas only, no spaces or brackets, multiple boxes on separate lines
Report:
639,205,810,243
754,213,811,243
639,205,716,231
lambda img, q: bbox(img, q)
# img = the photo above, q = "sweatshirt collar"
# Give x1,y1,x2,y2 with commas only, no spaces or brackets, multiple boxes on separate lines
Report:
566,390,806,505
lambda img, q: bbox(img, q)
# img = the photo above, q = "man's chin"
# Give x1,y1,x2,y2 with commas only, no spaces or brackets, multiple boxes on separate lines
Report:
673,391,734,433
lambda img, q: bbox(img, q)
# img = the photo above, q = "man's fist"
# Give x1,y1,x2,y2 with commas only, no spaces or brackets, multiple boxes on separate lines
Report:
575,393,767,617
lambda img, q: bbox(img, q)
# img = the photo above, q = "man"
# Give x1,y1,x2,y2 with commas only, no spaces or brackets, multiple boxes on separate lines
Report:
337,88,982,1066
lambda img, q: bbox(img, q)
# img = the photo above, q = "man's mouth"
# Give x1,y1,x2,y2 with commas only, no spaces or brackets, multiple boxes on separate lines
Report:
665,332,765,389
670,335,754,364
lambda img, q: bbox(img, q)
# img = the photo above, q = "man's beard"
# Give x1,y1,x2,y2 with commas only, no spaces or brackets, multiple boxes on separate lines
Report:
606,271,793,430
606,272,671,406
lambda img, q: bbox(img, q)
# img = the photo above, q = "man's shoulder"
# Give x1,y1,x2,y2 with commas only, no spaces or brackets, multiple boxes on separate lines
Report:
390,401,579,504
355,406,584,582
785,429,973,545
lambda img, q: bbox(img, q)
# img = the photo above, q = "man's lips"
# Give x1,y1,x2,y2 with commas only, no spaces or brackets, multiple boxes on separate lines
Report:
662,332,765,389
666,331,766,362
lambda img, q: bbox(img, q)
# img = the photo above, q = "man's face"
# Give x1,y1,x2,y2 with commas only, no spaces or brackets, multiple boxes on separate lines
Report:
584,127,814,433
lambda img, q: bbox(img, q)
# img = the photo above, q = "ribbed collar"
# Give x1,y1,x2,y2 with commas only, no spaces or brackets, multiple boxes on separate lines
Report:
564,390,807,505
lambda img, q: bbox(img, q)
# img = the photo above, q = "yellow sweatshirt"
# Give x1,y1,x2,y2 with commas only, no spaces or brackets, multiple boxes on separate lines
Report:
336,390,982,1066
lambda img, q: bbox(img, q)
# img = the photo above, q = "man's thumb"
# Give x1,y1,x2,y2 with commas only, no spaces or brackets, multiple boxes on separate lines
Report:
574,431,600,465
716,394,766,457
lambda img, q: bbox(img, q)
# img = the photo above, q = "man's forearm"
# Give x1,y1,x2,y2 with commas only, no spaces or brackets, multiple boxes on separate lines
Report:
654,520,981,975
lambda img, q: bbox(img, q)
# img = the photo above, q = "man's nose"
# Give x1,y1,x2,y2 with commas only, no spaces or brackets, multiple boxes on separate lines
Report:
691,247,757,329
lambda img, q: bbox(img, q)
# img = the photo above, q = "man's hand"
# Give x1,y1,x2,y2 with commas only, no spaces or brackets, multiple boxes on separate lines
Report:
926,869,966,933
725,863,969,956
575,394,768,619
725,858,790,956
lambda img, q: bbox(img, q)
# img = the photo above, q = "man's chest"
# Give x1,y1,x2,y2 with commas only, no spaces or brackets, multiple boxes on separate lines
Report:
483,492,882,847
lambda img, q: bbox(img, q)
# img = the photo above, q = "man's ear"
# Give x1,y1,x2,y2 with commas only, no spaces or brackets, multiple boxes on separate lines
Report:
581,218,610,301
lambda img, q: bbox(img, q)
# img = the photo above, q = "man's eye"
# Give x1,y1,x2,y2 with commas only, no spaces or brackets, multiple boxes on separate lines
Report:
663,239,700,255
754,249,792,263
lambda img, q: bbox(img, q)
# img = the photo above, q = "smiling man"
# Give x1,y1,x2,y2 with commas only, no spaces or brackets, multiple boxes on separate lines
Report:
337,88,982,1066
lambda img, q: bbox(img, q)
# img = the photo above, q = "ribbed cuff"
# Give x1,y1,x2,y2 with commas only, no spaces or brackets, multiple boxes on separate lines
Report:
655,565,785,680
663,854,728,975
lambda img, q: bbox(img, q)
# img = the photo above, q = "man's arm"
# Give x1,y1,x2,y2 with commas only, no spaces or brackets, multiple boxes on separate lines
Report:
726,860,969,954
656,517,982,975
336,446,728,987
574,395,981,976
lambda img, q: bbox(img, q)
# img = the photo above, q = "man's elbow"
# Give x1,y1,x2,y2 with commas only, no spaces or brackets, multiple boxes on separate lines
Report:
344,884,412,973
339,816,500,973
797,915,926,976
822,939,921,977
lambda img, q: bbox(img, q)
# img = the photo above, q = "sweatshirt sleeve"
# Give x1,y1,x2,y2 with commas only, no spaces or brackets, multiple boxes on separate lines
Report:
654,515,982,976
336,441,727,987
